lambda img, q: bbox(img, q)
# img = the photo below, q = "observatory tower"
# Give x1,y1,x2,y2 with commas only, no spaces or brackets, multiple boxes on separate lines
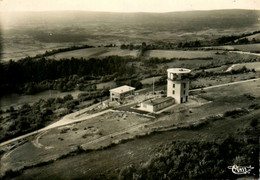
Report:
167,68,191,104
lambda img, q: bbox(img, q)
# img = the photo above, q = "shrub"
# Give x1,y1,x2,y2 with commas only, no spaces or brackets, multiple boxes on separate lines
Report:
60,128,70,134
3,169,22,179
6,106,15,113
63,94,73,101
249,103,260,110
64,100,79,110
223,108,249,118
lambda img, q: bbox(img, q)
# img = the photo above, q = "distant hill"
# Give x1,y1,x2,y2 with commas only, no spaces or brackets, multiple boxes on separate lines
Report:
2,9,260,31
1,9,260,61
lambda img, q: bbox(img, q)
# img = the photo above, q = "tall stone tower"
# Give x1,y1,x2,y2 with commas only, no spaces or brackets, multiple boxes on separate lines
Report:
167,68,191,104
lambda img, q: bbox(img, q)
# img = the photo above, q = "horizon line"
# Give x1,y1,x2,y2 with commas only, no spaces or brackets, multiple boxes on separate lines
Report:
1,8,260,13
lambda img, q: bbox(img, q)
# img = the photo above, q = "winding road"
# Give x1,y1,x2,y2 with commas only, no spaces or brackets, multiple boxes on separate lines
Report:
0,77,259,148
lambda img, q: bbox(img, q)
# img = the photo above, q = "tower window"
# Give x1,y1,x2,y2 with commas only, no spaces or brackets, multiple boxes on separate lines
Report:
183,83,186,88
173,84,175,88
172,90,175,94
183,90,186,95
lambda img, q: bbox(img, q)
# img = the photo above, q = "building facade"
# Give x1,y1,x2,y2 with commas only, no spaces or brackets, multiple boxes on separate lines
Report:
140,97,174,112
110,85,135,102
167,68,191,104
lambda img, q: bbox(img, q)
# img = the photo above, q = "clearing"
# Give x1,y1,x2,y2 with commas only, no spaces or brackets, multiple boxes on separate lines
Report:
48,47,139,60
5,79,260,180
145,50,215,59
1,79,260,179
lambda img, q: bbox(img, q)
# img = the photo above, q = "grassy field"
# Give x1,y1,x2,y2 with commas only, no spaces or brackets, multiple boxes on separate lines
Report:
140,76,161,85
99,48,139,57
231,43,260,52
203,43,260,52
235,33,260,42
7,79,260,180
0,111,152,174
209,43,260,52
48,47,108,59
145,50,215,59
228,62,260,72
1,79,259,179
190,72,258,89
47,47,139,60
96,81,117,90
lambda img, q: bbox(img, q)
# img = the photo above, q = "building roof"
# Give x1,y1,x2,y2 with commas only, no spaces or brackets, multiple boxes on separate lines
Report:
142,97,174,106
167,68,191,74
109,85,135,94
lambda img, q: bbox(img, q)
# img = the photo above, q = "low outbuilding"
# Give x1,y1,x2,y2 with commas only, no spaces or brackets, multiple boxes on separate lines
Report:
110,85,135,102
140,96,174,112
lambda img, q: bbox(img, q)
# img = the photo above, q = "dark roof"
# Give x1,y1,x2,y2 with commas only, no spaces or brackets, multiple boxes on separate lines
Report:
142,96,174,106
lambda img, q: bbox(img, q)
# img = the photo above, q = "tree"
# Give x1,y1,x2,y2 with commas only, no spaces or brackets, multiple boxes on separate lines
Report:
63,94,73,101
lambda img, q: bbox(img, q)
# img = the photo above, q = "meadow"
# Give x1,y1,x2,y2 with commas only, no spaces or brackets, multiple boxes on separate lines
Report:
231,43,260,52
145,50,215,59
48,47,139,60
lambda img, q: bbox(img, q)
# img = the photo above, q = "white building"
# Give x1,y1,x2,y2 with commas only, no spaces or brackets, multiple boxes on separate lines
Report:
140,97,174,113
167,68,191,104
110,85,135,102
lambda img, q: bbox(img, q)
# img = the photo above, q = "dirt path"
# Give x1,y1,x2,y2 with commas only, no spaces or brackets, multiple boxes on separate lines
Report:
15,109,260,180
0,109,112,147
229,50,260,56
190,78,260,92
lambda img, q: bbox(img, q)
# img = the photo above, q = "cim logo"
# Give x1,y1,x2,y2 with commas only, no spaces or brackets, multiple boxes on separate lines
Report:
228,164,254,175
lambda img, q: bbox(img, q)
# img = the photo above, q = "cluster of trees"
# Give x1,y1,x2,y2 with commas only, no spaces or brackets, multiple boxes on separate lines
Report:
22,75,101,94
118,137,259,180
121,42,178,53
0,56,136,96
144,57,213,67
0,94,79,142
77,90,109,102
177,40,201,48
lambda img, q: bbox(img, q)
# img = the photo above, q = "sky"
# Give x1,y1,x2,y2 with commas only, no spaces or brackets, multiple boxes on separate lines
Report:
0,0,259,12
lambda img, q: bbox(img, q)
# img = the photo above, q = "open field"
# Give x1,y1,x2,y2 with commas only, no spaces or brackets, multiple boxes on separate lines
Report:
13,109,260,180
190,72,258,89
235,33,260,42
96,81,117,90
152,51,260,74
206,43,260,52
47,47,139,60
2,79,259,179
145,50,215,59
48,47,109,59
231,43,260,52
140,76,161,84
0,111,152,174
0,90,84,110
99,48,139,57
226,62,260,72
1,10,259,61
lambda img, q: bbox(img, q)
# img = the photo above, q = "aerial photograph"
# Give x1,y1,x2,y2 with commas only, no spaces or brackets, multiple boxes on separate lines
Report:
0,0,259,179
